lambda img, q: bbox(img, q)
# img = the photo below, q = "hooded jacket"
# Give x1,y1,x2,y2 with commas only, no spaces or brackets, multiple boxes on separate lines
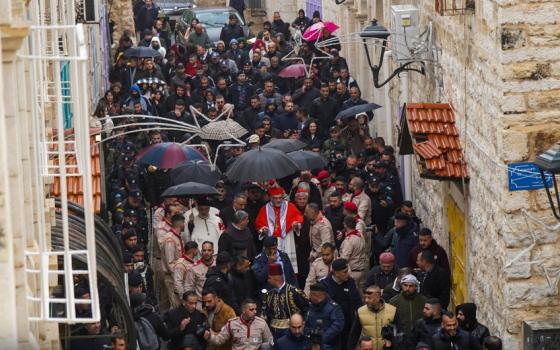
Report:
431,327,482,350
203,267,239,314
456,303,490,345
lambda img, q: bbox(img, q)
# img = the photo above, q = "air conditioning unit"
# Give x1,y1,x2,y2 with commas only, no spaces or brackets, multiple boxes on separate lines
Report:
390,5,420,62
523,320,560,350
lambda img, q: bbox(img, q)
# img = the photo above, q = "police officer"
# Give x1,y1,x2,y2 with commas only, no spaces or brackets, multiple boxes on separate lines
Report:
366,176,395,236
305,283,345,350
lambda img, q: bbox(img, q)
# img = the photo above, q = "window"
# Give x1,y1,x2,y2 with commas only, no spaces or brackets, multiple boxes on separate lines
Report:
436,0,475,16
195,11,244,28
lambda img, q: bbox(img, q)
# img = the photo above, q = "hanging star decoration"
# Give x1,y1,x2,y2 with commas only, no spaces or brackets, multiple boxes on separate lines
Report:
281,28,334,77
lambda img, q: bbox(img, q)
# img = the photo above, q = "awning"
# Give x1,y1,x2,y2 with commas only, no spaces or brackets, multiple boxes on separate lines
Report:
403,103,469,181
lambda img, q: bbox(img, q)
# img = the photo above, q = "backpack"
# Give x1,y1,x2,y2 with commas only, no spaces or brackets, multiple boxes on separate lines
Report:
135,317,159,350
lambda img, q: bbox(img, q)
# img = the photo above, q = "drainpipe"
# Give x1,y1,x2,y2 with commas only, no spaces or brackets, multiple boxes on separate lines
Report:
401,71,413,201
382,51,393,145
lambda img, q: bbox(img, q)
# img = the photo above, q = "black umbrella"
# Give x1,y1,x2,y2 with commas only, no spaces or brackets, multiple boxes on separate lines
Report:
124,46,162,58
262,139,307,153
161,182,218,197
287,150,328,170
226,147,300,182
170,160,221,186
335,103,382,120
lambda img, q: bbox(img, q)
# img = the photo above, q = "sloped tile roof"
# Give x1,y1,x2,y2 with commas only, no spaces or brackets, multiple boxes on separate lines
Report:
406,103,469,180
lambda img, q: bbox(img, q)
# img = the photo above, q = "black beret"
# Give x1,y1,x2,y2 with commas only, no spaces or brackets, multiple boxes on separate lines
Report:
310,283,327,292
331,258,348,272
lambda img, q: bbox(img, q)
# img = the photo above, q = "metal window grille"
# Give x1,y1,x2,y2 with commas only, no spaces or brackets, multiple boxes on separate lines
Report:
435,0,475,16
20,0,100,323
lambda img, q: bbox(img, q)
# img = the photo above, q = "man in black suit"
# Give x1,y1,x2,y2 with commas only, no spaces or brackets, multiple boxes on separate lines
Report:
163,291,207,350
417,250,451,309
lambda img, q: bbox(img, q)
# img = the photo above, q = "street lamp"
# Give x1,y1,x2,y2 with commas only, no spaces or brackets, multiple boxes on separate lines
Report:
534,144,560,221
359,20,425,88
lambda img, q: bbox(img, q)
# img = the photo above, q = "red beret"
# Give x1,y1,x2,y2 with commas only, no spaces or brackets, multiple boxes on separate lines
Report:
268,187,285,196
344,201,358,212
295,187,309,194
317,170,330,180
268,263,283,276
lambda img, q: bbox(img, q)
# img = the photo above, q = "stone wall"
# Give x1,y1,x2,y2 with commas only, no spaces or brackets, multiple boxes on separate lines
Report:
319,0,560,348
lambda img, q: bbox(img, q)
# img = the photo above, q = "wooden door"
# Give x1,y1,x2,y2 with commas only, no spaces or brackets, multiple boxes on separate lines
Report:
447,197,467,308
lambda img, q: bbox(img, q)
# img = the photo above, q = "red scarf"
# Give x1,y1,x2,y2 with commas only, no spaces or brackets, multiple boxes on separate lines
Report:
351,189,363,200
198,258,214,267
345,229,361,239
240,316,254,337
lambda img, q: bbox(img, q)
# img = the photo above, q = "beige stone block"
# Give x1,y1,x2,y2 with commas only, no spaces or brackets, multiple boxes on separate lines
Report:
500,129,529,162
503,61,545,80
526,89,560,111
502,93,527,114
504,248,532,279
499,2,560,25
504,278,560,307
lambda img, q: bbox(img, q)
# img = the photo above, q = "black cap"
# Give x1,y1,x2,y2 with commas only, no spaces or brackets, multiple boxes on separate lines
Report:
124,208,138,217
331,258,348,271
367,176,380,186
122,228,138,240
128,271,143,287
395,212,411,221
197,197,211,207
123,221,138,229
310,283,327,292
263,236,278,248
122,251,133,263
129,189,143,198
374,161,387,168
130,292,146,308
216,251,232,266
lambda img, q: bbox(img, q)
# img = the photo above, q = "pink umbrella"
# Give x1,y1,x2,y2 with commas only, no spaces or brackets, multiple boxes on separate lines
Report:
303,21,340,42
278,64,307,78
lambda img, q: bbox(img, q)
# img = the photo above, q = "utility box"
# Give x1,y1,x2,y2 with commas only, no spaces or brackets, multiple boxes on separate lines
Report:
523,320,560,350
390,5,420,62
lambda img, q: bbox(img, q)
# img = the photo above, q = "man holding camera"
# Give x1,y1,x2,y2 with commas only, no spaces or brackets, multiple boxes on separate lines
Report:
164,291,207,350
201,288,236,350
305,283,345,350
347,285,397,350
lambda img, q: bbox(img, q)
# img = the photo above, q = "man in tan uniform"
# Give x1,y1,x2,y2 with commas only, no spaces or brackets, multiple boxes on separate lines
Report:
172,241,199,299
161,213,186,309
305,203,334,261
185,241,215,304
304,242,337,296
343,177,372,226
154,203,183,312
339,216,368,290
204,299,274,350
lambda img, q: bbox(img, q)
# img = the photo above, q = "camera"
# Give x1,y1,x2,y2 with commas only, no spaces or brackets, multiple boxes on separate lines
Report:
309,319,323,344
195,322,209,337
381,324,395,341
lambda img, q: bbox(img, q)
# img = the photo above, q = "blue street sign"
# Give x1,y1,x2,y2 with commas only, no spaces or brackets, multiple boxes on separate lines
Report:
508,162,553,191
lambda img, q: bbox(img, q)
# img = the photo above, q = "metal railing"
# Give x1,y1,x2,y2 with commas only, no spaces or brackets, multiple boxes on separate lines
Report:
20,0,100,323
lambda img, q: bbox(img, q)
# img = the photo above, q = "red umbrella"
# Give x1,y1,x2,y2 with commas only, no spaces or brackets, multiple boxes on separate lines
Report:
136,142,206,169
278,64,307,78
303,21,340,41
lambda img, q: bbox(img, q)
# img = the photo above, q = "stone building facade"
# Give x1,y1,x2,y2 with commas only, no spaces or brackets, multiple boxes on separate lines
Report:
0,0,107,348
265,0,559,348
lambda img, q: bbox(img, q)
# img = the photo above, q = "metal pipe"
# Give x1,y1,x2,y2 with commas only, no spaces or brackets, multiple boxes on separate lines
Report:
382,51,393,145
400,71,413,201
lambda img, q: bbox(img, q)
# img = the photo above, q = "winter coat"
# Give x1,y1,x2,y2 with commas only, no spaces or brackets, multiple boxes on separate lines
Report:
419,264,451,309
204,267,239,314
202,301,237,350
431,328,482,350
388,292,426,336
456,303,490,345
408,239,451,277
134,304,180,343
163,304,207,350
304,297,345,350
347,302,397,350
252,249,298,289
365,265,399,290
276,331,312,350
411,316,442,346
388,223,419,268
220,24,244,48
320,275,363,336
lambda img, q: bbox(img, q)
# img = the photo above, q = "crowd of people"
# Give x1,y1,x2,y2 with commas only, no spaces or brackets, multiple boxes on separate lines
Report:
75,2,504,350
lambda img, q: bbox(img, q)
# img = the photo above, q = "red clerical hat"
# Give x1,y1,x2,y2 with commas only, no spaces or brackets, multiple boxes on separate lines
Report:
344,201,358,212
268,187,284,196
268,263,283,276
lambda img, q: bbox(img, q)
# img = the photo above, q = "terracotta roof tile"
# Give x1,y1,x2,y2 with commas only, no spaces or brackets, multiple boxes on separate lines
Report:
406,103,468,180
51,129,102,213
